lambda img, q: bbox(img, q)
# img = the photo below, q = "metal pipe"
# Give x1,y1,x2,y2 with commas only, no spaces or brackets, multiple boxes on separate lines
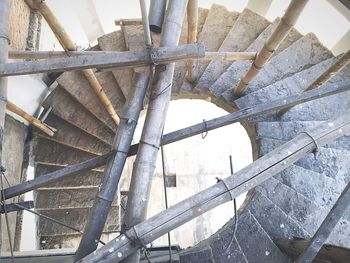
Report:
121,1,188,262
296,182,350,263
74,73,150,261
186,0,198,82
2,81,350,202
139,0,152,47
79,113,350,262
148,0,167,33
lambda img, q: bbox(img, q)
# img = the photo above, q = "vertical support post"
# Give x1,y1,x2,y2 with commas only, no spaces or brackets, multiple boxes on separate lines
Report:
296,182,350,263
139,0,152,47
74,73,150,262
148,0,167,33
121,1,188,262
0,0,11,253
186,0,198,82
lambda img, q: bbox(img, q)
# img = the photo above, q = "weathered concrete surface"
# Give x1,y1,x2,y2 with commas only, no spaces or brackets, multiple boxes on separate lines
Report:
1,115,27,252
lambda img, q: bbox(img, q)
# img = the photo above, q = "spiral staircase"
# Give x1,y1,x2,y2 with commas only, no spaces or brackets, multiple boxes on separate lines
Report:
31,4,350,262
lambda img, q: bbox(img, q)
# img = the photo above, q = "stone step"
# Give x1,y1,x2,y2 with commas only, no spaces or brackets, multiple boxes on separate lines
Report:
35,187,117,210
246,190,311,240
256,120,350,150
327,219,350,248
280,64,350,122
37,206,119,236
194,8,270,94
235,210,289,263
222,32,333,102
39,233,113,250
256,177,328,235
210,18,302,98
34,137,98,166
36,112,111,155
42,86,115,145
179,247,215,263
178,4,239,95
35,163,104,188
258,137,350,184
57,70,124,132
233,57,337,110
97,30,133,99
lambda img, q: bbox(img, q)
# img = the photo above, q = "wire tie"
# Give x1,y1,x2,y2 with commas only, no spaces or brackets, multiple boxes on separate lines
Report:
201,119,208,139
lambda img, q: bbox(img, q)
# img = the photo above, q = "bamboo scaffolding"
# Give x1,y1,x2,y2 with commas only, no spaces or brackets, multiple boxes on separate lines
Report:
8,49,254,62
148,0,166,33
74,73,150,261
234,0,309,97
186,0,198,82
25,0,120,125
79,113,350,263
3,81,350,202
6,101,55,136
115,19,142,26
122,1,189,262
278,48,350,116
296,182,350,263
1,44,205,76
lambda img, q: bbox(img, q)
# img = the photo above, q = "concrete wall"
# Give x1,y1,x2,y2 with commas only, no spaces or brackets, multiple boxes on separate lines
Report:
1,115,28,252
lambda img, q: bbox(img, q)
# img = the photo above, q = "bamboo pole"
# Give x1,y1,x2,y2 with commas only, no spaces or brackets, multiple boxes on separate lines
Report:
74,73,150,261
9,48,257,63
186,0,198,82
6,101,55,136
2,81,350,203
234,0,309,97
25,0,120,125
115,19,142,26
148,0,166,33
1,44,205,76
278,48,350,116
121,1,188,262
296,182,350,263
79,113,350,263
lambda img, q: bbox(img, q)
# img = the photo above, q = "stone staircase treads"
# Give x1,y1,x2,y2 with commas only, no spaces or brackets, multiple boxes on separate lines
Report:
327,219,350,248
235,210,289,263
35,187,118,209
246,190,311,240
256,177,328,235
233,57,337,109
34,137,98,166
56,71,117,132
42,86,115,145
35,163,104,188
37,113,111,155
240,33,333,95
194,8,270,93
37,207,119,236
97,30,133,98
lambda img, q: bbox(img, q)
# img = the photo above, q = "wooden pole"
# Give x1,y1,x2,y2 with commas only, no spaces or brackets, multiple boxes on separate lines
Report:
2,81,349,202
1,44,206,76
296,182,350,263
25,0,120,125
115,19,142,26
122,1,188,262
186,0,198,82
278,48,350,116
204,51,256,61
79,113,350,263
234,0,309,97
74,73,150,262
6,101,55,136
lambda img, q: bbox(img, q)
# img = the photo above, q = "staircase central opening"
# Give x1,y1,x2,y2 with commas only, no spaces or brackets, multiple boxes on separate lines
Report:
122,99,253,248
